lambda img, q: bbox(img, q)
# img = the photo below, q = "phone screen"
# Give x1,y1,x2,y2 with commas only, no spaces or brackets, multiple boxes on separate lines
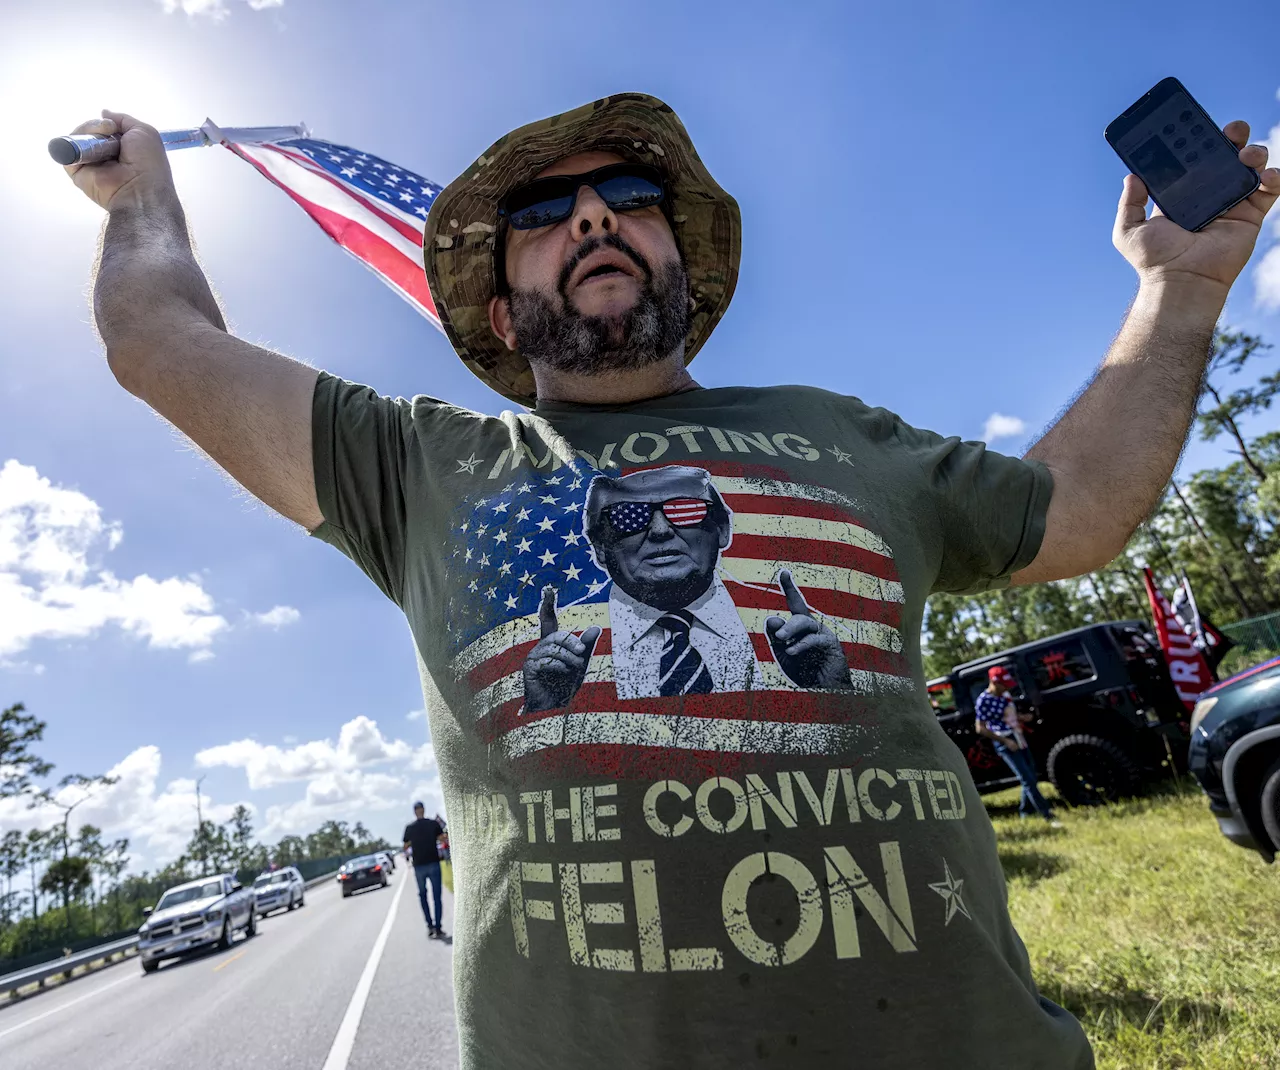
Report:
1106,78,1258,231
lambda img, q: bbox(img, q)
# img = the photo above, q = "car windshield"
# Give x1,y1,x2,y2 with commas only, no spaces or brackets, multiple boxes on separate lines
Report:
345,856,379,870
157,881,223,909
255,873,292,887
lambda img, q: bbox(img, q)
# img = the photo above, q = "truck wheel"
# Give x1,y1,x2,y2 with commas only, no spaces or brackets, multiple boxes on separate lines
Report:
141,958,158,975
288,895,297,911
1047,734,1141,806
245,911,257,938
217,919,232,950
1258,756,1280,851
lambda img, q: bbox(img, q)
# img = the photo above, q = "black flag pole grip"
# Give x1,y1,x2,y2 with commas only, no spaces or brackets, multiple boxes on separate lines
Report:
48,123,309,166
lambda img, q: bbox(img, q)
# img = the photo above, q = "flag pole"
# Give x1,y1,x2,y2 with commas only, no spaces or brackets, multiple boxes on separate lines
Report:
48,119,309,166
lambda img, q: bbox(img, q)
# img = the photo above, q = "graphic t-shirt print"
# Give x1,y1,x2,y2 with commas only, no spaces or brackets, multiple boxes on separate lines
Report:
444,457,911,781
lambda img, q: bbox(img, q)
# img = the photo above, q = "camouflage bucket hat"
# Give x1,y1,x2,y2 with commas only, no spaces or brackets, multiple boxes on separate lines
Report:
423,92,742,406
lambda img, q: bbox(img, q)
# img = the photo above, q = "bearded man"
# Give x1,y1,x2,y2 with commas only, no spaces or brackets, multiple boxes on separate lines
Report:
66,94,1277,1069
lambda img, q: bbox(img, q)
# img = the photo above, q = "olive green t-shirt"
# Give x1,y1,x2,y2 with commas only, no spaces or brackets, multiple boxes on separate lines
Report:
311,374,1093,1070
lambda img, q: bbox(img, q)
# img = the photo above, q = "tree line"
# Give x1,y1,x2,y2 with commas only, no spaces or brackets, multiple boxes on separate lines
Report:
923,328,1280,678
0,703,389,966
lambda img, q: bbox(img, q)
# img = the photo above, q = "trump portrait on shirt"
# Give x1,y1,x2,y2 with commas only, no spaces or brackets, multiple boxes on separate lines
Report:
520,465,854,713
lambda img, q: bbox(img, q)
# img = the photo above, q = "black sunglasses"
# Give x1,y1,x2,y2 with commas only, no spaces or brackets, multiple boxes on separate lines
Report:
498,163,667,231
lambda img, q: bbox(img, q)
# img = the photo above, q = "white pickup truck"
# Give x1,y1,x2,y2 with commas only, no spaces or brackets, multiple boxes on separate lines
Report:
137,872,256,973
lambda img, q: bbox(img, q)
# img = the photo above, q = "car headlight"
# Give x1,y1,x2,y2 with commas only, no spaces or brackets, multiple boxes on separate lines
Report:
204,909,223,923
1190,696,1218,735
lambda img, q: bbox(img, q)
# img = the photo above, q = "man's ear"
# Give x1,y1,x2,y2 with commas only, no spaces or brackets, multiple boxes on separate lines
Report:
488,295,518,352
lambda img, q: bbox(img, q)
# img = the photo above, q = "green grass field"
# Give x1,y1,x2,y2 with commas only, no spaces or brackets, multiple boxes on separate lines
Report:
990,781,1280,1068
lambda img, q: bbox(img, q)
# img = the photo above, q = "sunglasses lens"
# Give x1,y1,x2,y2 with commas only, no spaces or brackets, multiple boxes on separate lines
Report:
662,499,709,527
507,191,576,230
594,169,664,211
606,502,654,535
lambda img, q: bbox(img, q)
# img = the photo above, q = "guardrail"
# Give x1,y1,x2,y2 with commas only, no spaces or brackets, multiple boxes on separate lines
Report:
0,868,343,1003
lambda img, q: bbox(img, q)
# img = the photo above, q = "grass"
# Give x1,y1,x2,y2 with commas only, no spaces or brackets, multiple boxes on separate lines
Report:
990,780,1280,1069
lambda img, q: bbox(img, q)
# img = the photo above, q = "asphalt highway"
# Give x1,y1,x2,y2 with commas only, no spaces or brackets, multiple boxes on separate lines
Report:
0,866,458,1070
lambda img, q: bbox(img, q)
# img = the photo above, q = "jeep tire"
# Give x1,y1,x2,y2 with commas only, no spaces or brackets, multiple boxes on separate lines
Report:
1047,734,1141,806
1258,755,1280,851
141,957,158,975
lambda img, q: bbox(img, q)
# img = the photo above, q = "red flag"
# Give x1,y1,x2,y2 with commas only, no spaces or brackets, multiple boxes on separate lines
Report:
1143,567,1214,710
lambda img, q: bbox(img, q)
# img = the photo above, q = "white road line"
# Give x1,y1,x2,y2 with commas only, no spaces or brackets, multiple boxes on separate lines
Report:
321,875,408,1070
0,972,134,1040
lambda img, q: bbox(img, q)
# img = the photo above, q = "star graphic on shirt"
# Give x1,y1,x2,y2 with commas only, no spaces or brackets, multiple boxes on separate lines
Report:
518,570,534,586
498,562,513,575
586,580,608,596
536,517,556,532
563,564,582,580
504,594,519,610
493,531,509,544
561,532,581,546
456,453,484,474
539,494,559,505
515,508,531,522
538,549,557,566
515,537,533,554
546,475,563,486
467,580,478,592
492,501,509,514
518,482,533,494
928,860,971,925
828,445,854,465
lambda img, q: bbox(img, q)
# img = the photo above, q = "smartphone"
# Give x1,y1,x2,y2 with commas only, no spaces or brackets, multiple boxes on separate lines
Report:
1105,77,1259,231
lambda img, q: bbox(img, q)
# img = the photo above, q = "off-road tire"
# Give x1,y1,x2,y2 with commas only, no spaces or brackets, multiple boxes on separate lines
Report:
141,958,158,974
245,911,257,938
1258,756,1280,852
217,919,232,950
1047,734,1142,806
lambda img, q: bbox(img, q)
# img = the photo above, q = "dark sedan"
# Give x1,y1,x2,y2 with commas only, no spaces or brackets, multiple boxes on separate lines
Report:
1188,655,1280,861
337,854,390,897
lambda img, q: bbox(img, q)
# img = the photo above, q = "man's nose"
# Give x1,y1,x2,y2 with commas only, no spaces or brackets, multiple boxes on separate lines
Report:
646,509,676,539
568,184,617,241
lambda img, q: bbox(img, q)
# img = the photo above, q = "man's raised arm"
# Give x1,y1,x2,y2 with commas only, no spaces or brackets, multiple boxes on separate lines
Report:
1013,119,1279,585
68,110,323,531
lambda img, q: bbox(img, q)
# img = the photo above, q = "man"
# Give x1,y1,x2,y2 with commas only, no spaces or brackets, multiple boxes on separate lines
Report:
403,801,446,938
65,93,1276,1069
974,666,1056,822
522,464,849,710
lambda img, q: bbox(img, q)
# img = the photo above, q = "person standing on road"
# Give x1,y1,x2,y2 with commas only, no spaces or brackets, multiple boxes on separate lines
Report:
403,802,445,939
975,666,1058,823
64,91,1277,1069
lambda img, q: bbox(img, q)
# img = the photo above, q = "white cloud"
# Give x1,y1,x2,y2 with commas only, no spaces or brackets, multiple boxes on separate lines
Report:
0,460,233,658
0,746,250,867
158,0,283,18
252,605,300,628
1257,244,1280,312
195,715,414,790
981,413,1027,443
406,708,425,721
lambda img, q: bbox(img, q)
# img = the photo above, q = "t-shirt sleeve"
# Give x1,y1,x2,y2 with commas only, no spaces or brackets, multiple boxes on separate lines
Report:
896,419,1054,595
310,372,413,604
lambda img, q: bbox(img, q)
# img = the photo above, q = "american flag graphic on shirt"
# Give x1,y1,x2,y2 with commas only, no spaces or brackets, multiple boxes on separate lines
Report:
445,459,910,780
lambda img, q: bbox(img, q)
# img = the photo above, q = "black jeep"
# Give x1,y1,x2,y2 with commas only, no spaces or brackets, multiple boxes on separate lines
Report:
927,621,1190,805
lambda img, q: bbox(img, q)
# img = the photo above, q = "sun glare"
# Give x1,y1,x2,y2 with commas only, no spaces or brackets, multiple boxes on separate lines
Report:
2,45,200,216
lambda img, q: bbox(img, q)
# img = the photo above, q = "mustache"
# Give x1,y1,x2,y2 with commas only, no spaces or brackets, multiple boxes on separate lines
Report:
557,233,652,295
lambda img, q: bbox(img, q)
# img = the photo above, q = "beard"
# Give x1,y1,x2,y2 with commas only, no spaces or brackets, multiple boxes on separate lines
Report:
508,234,690,375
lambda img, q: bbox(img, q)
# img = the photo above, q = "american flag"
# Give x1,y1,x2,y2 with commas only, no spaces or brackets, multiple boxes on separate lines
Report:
224,136,442,329
447,460,912,781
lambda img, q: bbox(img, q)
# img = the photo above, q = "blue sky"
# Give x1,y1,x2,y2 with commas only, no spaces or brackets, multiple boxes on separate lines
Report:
2,0,1278,868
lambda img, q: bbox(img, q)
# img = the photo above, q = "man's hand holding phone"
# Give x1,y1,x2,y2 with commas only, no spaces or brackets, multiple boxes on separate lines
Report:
1114,120,1277,295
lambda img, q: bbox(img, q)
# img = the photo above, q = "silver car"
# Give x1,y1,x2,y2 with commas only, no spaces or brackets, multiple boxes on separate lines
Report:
253,866,306,916
138,873,256,973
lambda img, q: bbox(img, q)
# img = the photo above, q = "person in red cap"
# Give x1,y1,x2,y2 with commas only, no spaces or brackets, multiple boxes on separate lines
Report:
975,667,1059,823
